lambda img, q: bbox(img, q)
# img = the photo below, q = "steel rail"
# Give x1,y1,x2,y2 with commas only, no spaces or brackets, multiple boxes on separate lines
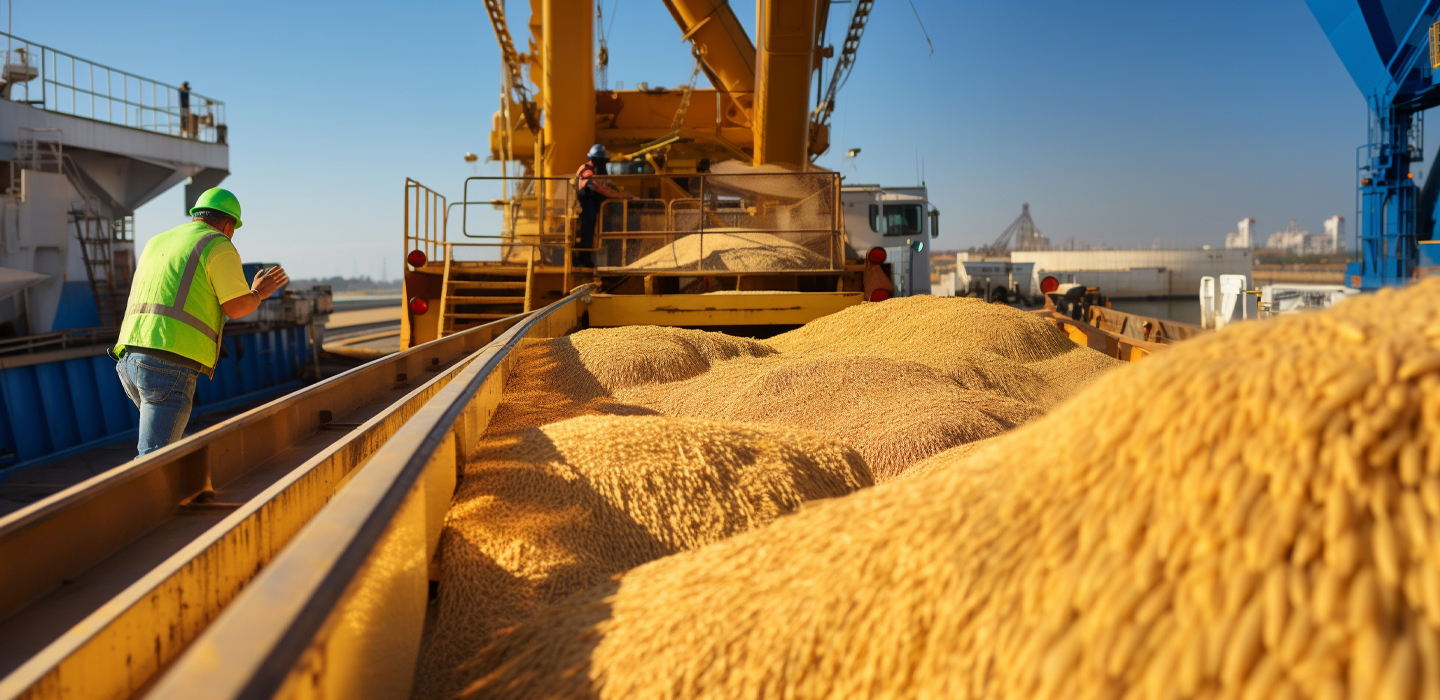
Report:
0,313,526,700
145,284,595,700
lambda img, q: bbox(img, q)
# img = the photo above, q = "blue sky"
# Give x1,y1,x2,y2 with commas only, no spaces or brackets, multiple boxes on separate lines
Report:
17,1,1369,278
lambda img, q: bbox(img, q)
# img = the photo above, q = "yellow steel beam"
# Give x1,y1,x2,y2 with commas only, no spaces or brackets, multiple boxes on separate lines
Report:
0,315,528,700
588,291,861,327
753,0,822,167
1031,309,1169,362
661,0,758,127
540,0,594,178
143,286,595,700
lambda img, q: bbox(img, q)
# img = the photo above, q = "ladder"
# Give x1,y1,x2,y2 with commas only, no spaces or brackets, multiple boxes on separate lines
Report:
71,213,133,327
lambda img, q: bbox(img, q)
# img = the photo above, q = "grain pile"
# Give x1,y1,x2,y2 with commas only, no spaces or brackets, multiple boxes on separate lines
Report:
484,327,776,434
413,414,871,700
622,231,831,272
487,297,1119,479
457,279,1440,700
615,355,1042,480
769,294,1121,408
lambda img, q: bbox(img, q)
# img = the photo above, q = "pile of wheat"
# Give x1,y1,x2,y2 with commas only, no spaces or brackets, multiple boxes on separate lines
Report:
615,354,1041,480
486,297,1118,478
485,328,776,434
413,414,870,700
770,295,1121,408
457,279,1440,700
623,231,831,272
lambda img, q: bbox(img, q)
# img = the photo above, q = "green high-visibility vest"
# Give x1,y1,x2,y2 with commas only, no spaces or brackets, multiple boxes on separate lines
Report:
116,221,236,371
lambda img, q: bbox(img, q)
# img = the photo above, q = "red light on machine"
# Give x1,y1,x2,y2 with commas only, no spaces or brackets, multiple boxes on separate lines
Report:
868,288,890,302
867,247,887,264
1040,276,1060,294
408,297,429,315
407,249,427,268
1409,173,1416,179
1361,178,1374,186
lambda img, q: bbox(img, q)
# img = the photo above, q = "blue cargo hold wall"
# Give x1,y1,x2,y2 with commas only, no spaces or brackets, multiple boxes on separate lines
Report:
0,325,313,469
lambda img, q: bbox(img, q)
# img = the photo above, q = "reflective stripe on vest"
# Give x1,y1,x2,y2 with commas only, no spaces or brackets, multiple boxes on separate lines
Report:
126,231,227,342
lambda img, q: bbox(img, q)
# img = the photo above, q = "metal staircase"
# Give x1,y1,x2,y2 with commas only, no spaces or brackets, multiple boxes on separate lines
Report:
434,244,532,337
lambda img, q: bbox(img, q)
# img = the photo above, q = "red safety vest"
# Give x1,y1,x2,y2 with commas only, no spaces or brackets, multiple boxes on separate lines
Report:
575,160,597,192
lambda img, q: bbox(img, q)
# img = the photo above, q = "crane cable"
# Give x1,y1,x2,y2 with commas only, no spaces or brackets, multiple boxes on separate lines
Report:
905,0,934,56
810,0,874,158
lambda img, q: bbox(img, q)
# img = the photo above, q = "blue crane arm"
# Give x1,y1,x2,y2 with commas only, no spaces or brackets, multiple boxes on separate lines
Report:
1307,0,1440,289
1308,0,1405,98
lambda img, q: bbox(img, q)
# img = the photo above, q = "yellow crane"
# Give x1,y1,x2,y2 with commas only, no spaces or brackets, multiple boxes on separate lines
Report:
402,0,869,350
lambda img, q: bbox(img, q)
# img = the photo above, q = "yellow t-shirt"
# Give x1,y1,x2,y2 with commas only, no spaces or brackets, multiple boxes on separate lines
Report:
205,243,252,304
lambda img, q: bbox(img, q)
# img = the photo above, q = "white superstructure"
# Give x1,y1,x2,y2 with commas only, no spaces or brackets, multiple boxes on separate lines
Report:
841,184,938,296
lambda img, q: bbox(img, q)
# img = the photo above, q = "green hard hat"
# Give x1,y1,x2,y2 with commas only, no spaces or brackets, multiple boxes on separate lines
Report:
189,187,243,228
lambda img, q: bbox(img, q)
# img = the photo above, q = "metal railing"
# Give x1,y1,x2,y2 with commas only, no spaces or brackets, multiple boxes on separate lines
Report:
404,178,449,266
593,171,844,273
1,31,227,143
458,175,575,263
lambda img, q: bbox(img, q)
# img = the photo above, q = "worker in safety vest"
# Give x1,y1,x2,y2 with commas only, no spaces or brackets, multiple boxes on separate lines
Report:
112,188,289,456
574,144,633,267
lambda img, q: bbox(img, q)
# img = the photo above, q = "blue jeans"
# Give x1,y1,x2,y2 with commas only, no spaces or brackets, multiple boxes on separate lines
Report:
116,352,200,456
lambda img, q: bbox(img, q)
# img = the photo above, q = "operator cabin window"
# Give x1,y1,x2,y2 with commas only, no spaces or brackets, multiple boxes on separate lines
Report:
869,203,924,236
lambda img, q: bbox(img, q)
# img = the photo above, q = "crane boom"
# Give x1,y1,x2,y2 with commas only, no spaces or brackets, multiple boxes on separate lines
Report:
661,0,758,126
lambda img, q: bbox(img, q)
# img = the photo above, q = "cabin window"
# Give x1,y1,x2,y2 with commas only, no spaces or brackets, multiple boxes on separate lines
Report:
881,204,923,236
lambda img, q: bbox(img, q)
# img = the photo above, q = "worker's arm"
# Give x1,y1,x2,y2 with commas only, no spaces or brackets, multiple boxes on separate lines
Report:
591,179,635,199
221,266,290,319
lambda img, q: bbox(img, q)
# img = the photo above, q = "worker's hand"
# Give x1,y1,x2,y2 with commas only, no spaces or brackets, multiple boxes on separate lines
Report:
252,266,289,298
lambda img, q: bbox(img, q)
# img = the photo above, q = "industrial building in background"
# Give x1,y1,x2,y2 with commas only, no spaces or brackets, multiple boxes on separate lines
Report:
1224,217,1256,249
1266,219,1311,253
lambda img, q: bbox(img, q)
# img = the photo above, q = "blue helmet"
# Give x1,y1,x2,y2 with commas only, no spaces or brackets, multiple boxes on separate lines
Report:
587,144,608,159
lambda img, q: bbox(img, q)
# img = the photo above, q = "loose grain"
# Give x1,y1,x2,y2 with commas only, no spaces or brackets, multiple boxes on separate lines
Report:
456,278,1440,700
413,414,870,700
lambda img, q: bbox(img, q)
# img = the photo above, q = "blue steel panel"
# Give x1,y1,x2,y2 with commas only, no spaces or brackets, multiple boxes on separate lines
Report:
63,357,107,443
50,281,103,331
33,363,79,453
0,373,18,465
0,369,51,460
239,336,261,395
0,324,312,472
91,354,139,435
1308,0,1402,97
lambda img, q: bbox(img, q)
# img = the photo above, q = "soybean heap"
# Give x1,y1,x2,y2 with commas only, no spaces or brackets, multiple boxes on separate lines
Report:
416,282,1440,699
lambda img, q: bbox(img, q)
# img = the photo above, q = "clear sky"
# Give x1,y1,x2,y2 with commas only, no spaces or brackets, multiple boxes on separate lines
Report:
17,0,1369,278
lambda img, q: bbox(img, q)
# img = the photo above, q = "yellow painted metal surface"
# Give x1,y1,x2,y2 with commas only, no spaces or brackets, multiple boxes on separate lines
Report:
144,287,593,700
588,291,861,327
662,0,757,126
753,0,823,167
1033,310,1169,363
0,316,523,700
540,0,594,178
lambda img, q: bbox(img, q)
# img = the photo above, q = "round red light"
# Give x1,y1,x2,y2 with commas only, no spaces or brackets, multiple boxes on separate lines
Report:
407,249,427,268
408,297,429,315
868,288,890,303
1040,276,1060,294
867,247,887,264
